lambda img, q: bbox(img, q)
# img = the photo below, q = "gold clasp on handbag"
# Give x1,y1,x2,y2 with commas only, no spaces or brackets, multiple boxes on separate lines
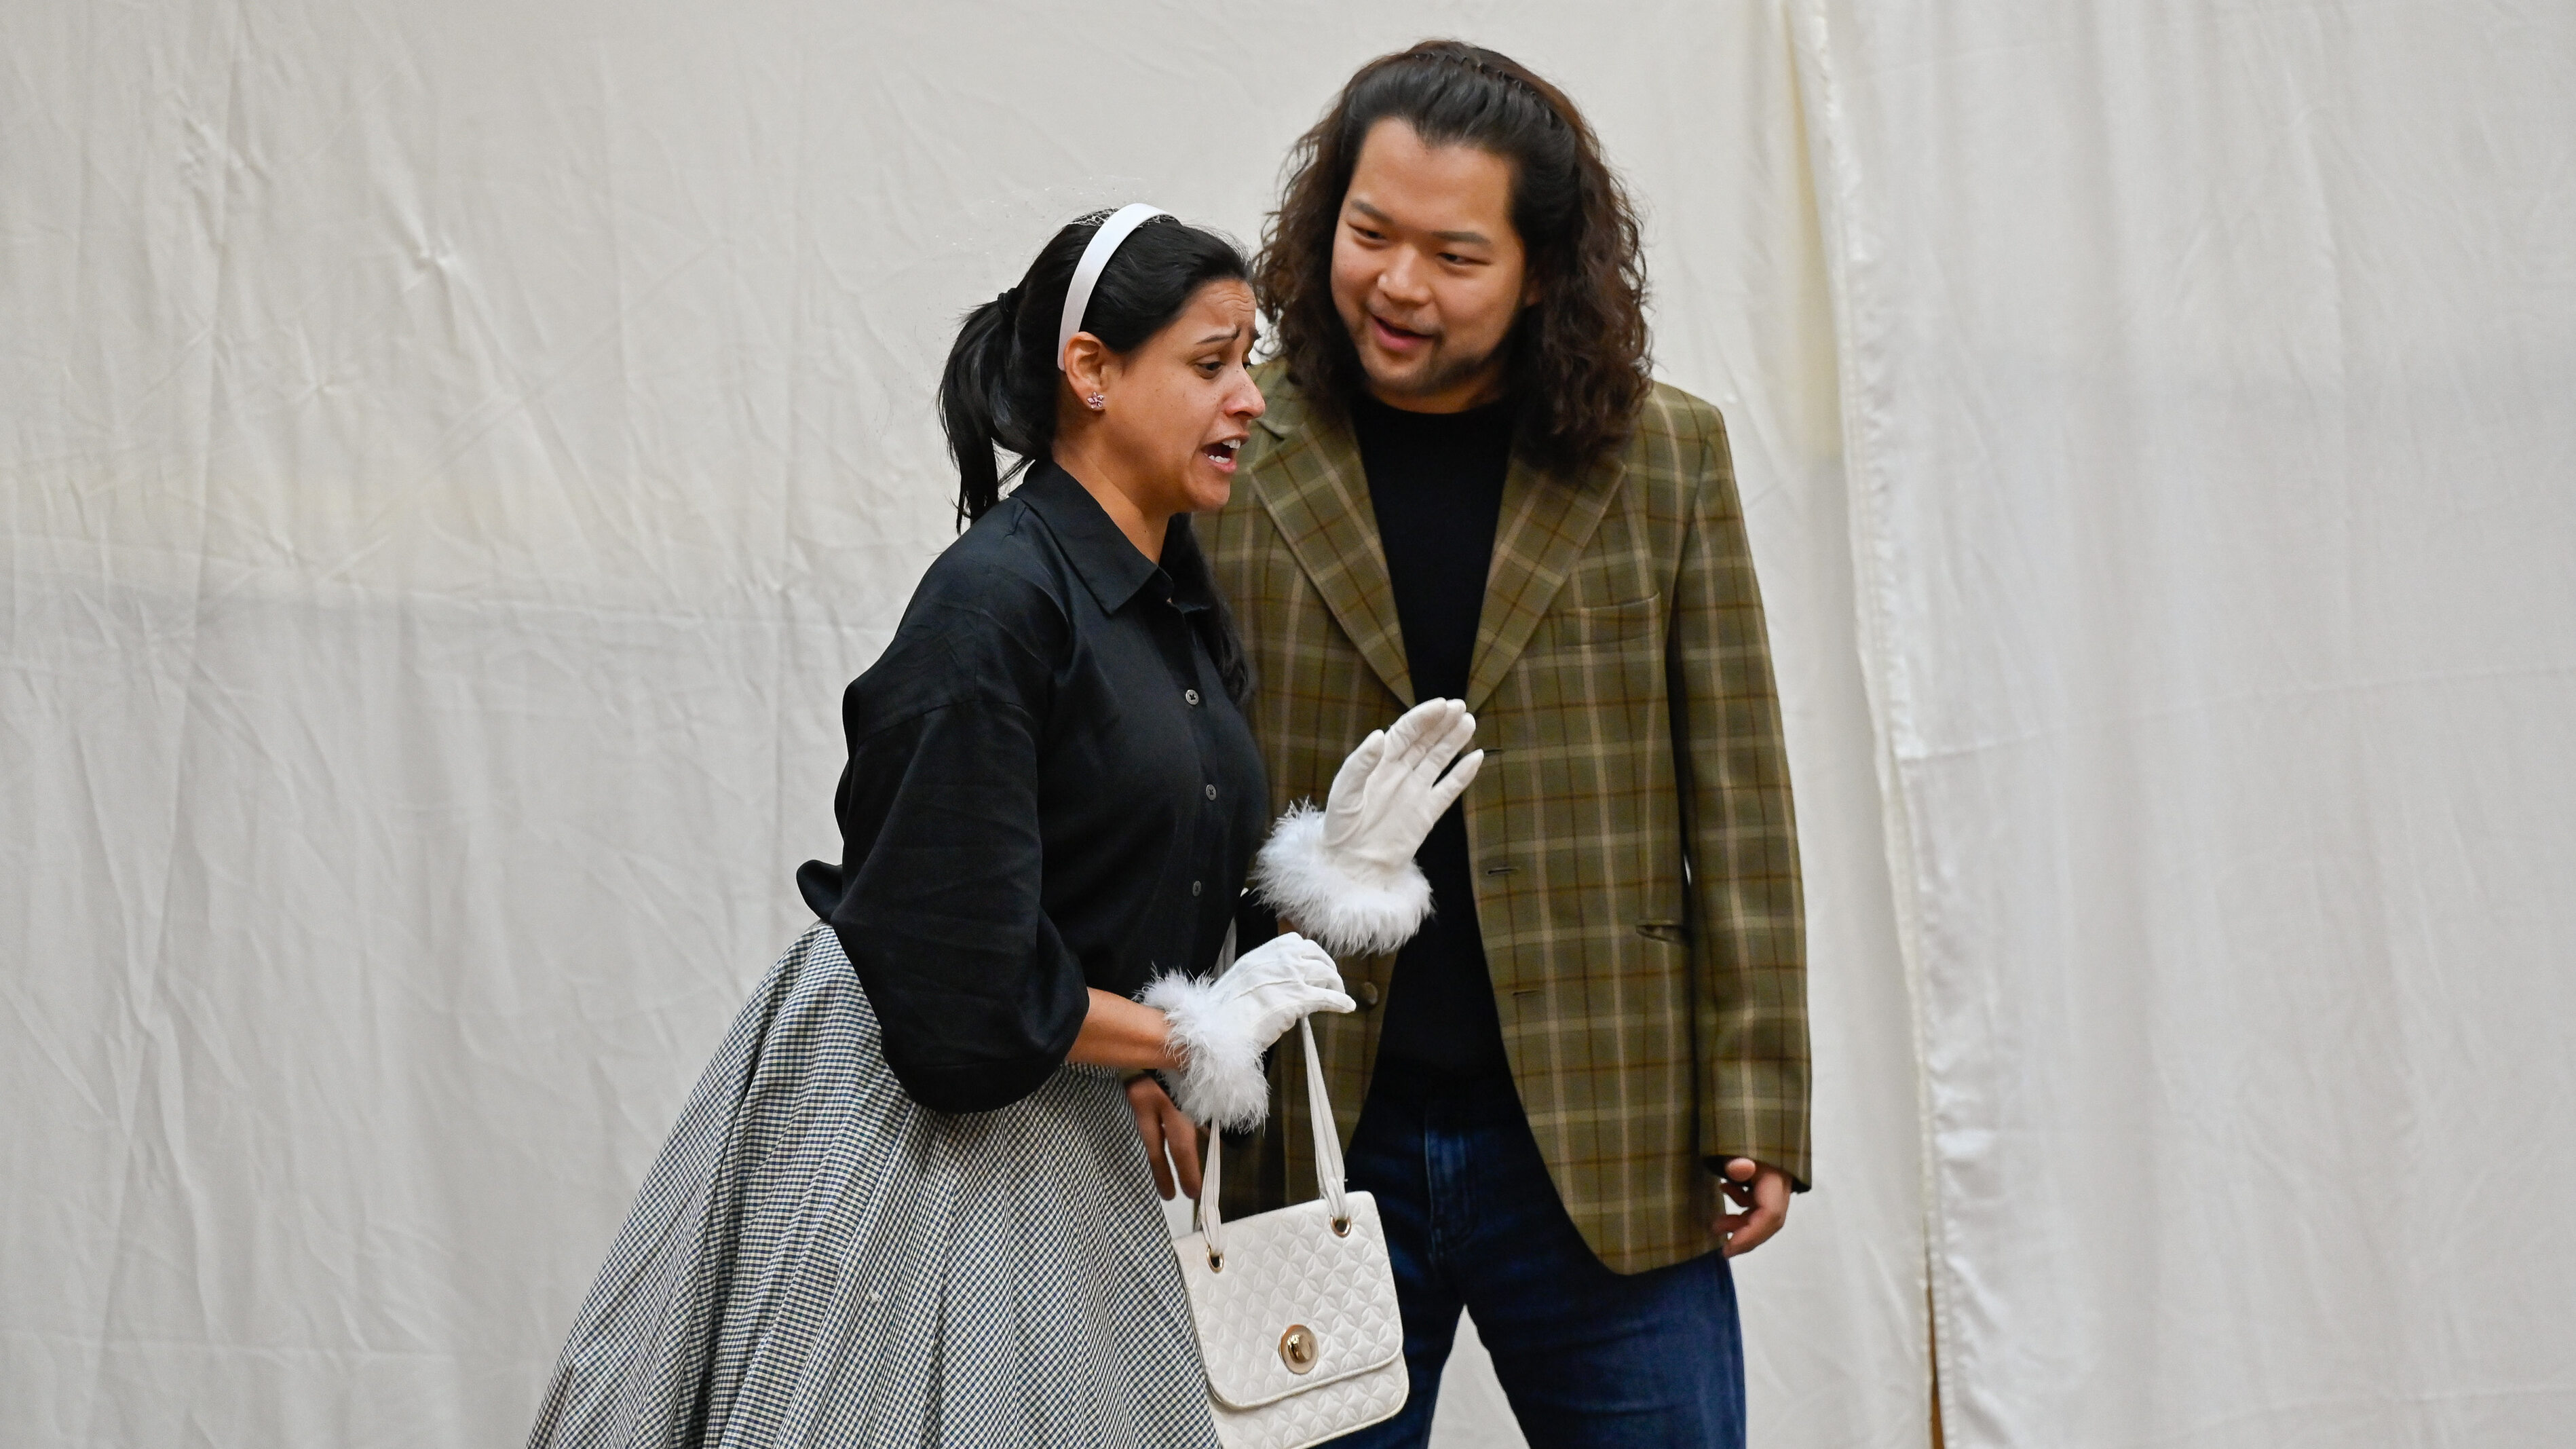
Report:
1279,1323,1319,1373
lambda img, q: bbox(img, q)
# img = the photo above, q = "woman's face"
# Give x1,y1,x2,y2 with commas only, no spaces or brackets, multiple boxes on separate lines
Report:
1082,278,1266,517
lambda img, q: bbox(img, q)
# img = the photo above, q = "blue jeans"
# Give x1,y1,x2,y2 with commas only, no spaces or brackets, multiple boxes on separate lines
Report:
1326,1061,1745,1449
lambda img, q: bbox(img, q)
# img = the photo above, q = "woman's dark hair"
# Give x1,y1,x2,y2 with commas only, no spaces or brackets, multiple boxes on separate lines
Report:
1257,39,1651,474
937,208,1256,702
940,210,1250,523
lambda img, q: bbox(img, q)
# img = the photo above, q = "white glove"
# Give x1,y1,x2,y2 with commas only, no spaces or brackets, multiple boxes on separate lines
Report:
1142,932,1355,1129
1247,698,1485,958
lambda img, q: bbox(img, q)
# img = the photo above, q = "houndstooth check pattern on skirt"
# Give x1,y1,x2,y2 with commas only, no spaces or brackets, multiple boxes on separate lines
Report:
529,922,1224,1449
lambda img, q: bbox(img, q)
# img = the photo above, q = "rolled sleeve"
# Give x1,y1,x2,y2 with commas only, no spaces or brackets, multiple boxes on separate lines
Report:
804,592,1090,1114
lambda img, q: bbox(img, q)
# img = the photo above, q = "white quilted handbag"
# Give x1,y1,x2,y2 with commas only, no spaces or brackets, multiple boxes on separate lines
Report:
1173,1017,1409,1449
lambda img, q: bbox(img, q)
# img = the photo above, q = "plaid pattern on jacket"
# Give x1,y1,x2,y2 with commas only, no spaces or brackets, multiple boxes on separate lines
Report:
1202,366,1808,1275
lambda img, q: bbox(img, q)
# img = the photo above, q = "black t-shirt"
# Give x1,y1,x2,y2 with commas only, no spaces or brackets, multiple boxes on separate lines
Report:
796,463,1268,1113
1352,391,1515,1076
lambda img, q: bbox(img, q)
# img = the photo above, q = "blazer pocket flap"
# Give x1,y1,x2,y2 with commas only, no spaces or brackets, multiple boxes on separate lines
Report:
1551,592,1661,646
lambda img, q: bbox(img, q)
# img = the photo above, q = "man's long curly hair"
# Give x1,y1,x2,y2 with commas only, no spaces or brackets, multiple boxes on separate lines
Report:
1257,40,1651,474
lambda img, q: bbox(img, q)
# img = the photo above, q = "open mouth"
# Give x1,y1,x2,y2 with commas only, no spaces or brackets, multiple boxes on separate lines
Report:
1202,438,1243,469
1369,312,1433,351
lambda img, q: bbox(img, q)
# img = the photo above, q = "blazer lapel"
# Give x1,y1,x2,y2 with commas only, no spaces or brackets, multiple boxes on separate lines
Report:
1253,403,1416,706
1463,447,1625,713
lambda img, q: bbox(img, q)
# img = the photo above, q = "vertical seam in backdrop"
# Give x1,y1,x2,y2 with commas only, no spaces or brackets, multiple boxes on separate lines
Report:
1783,3,1955,1442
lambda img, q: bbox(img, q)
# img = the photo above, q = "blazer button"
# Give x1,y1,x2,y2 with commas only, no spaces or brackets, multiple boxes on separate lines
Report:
1204,783,1218,800
1184,688,1201,706
1192,880,1203,897
1359,981,1382,1007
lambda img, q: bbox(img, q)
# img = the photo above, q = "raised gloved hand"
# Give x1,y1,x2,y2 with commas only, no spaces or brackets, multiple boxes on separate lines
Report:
1248,698,1484,958
1142,931,1355,1129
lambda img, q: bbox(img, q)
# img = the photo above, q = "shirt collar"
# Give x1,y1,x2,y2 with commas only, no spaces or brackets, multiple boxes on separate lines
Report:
1019,461,1199,615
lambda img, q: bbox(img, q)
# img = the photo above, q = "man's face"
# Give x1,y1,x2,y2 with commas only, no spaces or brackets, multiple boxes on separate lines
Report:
1329,118,1535,413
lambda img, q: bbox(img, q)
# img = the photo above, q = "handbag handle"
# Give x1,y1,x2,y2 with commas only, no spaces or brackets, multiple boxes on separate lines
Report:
1193,1016,1348,1268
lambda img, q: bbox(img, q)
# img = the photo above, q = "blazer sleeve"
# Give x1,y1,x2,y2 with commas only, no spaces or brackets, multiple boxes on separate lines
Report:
798,582,1091,1114
1667,400,1813,1188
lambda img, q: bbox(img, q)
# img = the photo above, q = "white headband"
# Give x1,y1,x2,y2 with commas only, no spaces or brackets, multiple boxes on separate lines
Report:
1056,203,1171,370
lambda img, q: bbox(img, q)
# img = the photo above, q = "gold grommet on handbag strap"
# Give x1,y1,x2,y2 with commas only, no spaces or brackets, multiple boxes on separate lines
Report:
1331,1216,1351,1237
1280,1323,1319,1373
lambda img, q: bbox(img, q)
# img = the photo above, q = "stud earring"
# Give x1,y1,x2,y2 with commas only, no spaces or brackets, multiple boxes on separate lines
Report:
1086,392,1105,411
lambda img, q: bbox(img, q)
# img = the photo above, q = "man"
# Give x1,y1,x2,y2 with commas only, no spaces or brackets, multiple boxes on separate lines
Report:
1202,40,1808,1447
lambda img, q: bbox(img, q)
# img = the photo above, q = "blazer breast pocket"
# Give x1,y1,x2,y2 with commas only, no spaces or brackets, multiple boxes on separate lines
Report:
1550,592,1661,649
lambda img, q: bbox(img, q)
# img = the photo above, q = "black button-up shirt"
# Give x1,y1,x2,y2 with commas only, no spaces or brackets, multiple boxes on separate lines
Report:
796,463,1267,1112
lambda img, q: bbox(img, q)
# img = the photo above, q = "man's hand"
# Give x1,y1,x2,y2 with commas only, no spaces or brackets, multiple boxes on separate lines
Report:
1713,1157,1792,1256
1126,1074,1204,1201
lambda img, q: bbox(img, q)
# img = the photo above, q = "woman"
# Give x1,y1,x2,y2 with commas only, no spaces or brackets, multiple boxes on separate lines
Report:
528,206,1480,1448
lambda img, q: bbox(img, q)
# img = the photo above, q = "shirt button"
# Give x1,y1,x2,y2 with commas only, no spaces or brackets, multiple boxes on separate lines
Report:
1184,689,1201,706
1204,783,1218,800
1192,880,1204,897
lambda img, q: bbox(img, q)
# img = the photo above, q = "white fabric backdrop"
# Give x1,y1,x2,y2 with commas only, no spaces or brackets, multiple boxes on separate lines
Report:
1,3,1923,1447
1795,1,2576,1444
19,1,2567,1444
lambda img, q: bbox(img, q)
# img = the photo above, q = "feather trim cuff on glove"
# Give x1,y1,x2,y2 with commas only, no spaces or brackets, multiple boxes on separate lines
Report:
1247,802,1434,958
1142,971,1272,1131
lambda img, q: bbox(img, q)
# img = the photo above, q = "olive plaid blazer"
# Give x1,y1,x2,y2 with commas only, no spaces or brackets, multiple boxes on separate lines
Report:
1202,365,1808,1275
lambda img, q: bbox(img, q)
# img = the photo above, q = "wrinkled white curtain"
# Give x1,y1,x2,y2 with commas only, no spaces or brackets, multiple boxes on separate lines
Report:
0,3,1920,1448
1793,1,2576,1444
14,0,2569,1445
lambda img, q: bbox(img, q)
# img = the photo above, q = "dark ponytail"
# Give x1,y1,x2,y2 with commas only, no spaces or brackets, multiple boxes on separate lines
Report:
939,209,1251,527
938,285,1030,523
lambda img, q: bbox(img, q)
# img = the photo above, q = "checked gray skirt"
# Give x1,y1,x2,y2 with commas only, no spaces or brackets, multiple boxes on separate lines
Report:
529,922,1223,1449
